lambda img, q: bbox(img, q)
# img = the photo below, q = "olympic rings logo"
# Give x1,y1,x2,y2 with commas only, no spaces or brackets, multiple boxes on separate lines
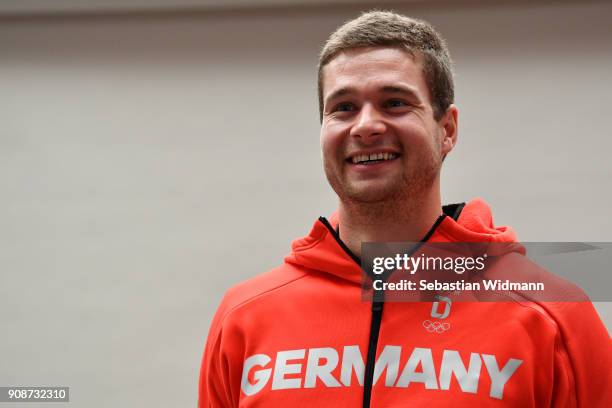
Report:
422,320,450,333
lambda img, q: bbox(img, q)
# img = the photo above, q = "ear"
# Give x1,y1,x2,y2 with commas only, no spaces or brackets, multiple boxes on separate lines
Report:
439,104,458,156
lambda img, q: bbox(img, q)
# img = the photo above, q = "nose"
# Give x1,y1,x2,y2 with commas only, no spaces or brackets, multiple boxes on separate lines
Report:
349,103,386,143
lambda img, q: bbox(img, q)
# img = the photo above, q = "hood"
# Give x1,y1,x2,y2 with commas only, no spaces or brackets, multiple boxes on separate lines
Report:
284,198,523,284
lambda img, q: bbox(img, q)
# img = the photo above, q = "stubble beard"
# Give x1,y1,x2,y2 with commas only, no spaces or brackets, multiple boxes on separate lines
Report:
324,151,442,223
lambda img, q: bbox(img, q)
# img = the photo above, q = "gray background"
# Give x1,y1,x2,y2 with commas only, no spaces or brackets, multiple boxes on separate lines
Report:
1,0,611,406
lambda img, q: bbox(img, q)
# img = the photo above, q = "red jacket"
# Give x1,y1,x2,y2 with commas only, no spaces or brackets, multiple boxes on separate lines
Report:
199,199,612,407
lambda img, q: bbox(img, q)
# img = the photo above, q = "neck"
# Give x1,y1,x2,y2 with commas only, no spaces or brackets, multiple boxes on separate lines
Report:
337,187,442,258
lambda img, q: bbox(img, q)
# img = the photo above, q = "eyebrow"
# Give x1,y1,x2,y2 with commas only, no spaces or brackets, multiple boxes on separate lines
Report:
324,87,356,106
324,84,421,107
380,85,420,99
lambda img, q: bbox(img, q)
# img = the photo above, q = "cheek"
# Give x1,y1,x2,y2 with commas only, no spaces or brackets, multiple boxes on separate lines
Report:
320,124,344,162
397,119,438,149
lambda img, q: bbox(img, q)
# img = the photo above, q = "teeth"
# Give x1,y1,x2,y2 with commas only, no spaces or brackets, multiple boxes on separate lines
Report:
351,152,398,163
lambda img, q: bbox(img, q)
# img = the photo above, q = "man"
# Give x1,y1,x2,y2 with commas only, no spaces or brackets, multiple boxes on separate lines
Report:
199,11,611,407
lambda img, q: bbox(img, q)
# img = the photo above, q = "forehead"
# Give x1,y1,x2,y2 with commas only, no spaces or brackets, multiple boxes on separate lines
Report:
321,46,429,100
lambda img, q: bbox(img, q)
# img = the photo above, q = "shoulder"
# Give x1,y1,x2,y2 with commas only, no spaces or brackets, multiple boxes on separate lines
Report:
485,251,608,344
487,251,590,303
208,263,310,336
224,263,308,313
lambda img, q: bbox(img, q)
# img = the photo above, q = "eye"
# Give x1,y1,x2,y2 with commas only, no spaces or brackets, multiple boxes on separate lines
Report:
333,102,357,112
385,99,408,109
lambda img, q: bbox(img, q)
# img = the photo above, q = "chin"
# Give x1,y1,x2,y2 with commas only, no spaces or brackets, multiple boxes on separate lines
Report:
325,170,404,203
343,183,402,203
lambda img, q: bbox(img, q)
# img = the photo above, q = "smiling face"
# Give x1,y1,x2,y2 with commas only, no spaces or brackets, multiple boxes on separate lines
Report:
320,46,457,204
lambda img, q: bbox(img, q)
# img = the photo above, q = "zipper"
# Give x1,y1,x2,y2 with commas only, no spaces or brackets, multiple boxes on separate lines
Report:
362,299,384,408
318,214,447,408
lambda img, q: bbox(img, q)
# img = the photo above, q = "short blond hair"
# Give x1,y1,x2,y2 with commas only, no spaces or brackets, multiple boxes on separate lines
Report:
318,10,454,121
